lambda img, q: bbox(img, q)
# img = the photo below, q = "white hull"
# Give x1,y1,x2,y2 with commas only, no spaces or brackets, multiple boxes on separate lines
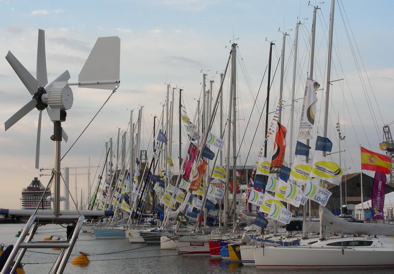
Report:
160,236,177,250
174,236,211,255
240,245,255,266
126,229,145,243
254,245,394,269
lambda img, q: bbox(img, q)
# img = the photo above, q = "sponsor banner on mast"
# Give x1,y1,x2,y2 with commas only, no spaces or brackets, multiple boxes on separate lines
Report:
303,179,332,206
372,171,386,220
270,122,287,173
189,158,208,191
183,143,197,180
311,153,342,185
290,156,311,182
298,79,319,139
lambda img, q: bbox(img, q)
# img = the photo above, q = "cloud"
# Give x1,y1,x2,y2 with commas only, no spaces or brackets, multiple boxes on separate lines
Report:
47,53,86,64
7,26,24,34
31,10,49,15
165,56,204,67
31,9,65,16
149,29,162,34
115,28,131,34
154,0,217,11
48,37,91,53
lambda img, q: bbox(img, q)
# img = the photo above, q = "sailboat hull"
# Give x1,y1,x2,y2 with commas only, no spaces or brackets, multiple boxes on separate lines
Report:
93,228,125,238
174,236,211,255
254,245,394,269
240,245,255,266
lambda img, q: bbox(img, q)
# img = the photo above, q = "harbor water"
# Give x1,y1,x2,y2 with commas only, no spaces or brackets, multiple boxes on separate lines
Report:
1,224,394,274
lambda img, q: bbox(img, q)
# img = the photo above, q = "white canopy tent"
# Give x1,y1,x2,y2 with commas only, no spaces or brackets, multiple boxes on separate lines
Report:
355,191,394,220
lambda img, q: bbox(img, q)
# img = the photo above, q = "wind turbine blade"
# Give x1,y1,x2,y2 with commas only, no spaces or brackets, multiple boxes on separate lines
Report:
4,99,37,131
62,128,68,142
35,110,42,169
37,29,48,87
45,70,70,90
5,51,38,95
46,106,68,142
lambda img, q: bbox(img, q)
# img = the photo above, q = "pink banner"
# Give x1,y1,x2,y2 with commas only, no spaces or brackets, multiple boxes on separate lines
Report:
183,143,197,180
372,171,386,220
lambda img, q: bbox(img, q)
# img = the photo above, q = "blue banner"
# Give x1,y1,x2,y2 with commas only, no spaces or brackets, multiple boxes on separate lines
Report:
279,165,291,182
205,199,216,211
254,213,268,228
253,175,267,189
155,204,164,213
315,136,333,152
295,141,311,156
158,179,165,189
157,129,167,144
186,208,200,219
202,145,215,160
147,171,156,183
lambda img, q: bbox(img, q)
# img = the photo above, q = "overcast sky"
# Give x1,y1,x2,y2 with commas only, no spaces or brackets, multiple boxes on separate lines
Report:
1,0,393,209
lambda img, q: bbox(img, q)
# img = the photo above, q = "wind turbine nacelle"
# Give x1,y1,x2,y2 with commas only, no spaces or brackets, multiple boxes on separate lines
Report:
43,85,73,122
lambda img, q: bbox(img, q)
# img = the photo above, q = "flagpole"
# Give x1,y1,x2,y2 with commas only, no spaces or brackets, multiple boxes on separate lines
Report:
360,145,364,220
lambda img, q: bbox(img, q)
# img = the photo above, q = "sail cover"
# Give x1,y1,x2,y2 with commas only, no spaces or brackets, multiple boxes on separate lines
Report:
320,207,394,235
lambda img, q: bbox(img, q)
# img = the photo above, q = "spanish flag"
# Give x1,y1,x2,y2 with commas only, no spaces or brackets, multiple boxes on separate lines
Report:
361,147,391,174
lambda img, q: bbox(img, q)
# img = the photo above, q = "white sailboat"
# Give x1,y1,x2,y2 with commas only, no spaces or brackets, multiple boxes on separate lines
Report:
253,0,394,269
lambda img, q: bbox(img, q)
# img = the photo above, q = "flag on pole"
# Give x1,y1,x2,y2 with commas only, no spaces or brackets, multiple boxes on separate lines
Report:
290,156,311,182
247,188,265,206
303,179,332,206
270,122,287,173
254,213,269,228
176,212,189,226
279,165,291,182
157,129,167,144
255,157,271,175
311,153,342,185
361,147,391,174
212,166,226,180
202,145,215,160
298,79,319,139
207,132,224,150
372,171,386,220
315,136,333,152
295,141,311,156
183,143,197,180
189,158,208,191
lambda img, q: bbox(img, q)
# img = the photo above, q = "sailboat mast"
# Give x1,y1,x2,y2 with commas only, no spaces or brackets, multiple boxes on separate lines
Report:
289,21,301,167
231,43,237,227
264,42,274,158
129,110,134,180
165,84,170,187
224,68,233,228
179,89,182,170
278,31,287,124
323,0,335,144
219,73,224,229
320,0,336,238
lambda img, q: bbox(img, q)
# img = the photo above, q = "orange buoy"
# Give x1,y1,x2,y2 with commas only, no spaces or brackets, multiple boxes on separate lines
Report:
71,252,90,266
43,236,53,241
9,262,26,274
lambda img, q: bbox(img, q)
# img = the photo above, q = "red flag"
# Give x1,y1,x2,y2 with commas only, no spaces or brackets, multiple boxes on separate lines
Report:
270,122,287,173
361,147,391,174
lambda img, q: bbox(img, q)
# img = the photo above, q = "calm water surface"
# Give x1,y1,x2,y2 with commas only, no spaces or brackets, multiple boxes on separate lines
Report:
1,224,393,274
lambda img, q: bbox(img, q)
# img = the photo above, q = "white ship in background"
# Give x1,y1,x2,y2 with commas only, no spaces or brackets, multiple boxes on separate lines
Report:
20,177,51,210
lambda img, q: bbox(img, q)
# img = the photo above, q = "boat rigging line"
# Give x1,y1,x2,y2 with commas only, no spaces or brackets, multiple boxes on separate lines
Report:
61,87,118,161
